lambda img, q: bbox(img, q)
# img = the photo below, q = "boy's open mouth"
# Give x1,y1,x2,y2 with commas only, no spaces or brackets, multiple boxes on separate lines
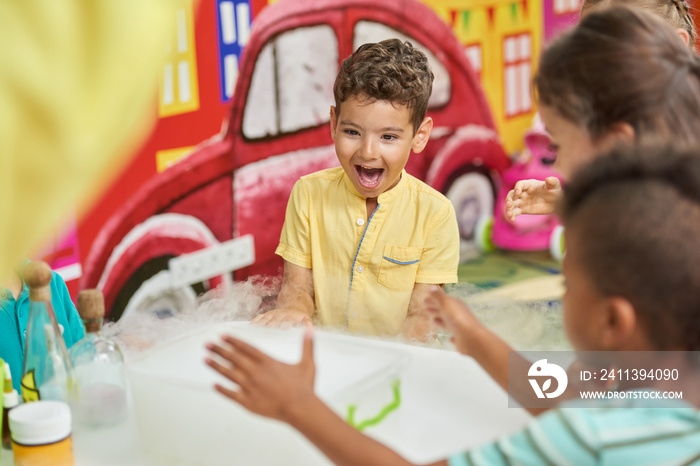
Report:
355,164,384,189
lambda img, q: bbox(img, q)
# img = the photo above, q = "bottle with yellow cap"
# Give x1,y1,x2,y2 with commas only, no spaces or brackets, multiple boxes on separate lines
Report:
20,262,77,404
3,361,19,449
69,289,127,427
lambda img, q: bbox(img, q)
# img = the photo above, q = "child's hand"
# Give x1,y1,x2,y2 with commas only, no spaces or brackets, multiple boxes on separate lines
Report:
251,308,313,328
205,327,316,423
424,287,482,356
505,177,562,222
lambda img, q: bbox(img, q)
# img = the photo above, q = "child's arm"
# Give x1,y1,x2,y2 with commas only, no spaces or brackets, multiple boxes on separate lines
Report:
51,271,85,345
425,287,551,415
206,331,596,466
205,330,447,466
401,283,437,342
251,260,314,328
505,177,562,222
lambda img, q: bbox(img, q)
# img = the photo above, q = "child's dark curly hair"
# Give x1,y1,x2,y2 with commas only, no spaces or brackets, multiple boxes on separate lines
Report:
333,38,433,134
561,145,700,351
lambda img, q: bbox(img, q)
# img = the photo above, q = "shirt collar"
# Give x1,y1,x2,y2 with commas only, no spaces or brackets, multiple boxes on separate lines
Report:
342,169,409,204
0,259,30,302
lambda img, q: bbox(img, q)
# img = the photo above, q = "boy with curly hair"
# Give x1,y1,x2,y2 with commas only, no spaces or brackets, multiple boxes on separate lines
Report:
252,39,460,339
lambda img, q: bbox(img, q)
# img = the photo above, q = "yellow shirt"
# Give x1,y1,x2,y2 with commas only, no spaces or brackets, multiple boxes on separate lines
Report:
276,167,459,336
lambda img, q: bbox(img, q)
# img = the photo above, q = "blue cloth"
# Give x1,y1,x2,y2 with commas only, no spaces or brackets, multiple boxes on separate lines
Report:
0,269,84,393
448,394,700,465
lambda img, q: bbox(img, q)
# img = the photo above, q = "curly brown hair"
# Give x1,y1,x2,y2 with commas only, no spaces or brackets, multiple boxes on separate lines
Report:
535,7,700,148
581,0,696,48
561,145,700,351
333,38,433,134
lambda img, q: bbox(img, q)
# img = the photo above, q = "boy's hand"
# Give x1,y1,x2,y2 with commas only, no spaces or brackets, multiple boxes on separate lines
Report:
251,308,313,328
205,327,316,423
505,177,562,222
424,286,483,356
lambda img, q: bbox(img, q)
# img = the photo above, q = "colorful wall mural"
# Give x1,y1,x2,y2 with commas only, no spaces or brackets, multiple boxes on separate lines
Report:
40,0,584,318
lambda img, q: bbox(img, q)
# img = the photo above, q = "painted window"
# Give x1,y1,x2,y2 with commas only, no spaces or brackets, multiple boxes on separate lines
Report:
159,0,200,117
503,33,532,118
242,26,338,139
156,146,196,172
554,0,580,15
353,21,451,109
465,44,482,80
216,0,252,102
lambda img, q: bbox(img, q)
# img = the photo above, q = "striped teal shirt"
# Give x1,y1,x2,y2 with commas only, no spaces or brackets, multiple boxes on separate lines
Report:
449,394,700,465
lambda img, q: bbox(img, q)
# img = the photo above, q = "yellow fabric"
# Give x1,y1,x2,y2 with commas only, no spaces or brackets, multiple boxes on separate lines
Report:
0,0,174,281
277,167,459,336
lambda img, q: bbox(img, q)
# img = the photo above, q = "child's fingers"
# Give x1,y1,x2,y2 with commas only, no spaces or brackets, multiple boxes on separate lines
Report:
251,312,271,326
544,176,560,189
206,341,257,374
514,179,537,195
509,206,521,222
432,316,446,328
224,336,267,362
206,357,239,382
424,286,443,309
205,342,237,363
206,357,251,389
301,326,315,364
214,383,248,406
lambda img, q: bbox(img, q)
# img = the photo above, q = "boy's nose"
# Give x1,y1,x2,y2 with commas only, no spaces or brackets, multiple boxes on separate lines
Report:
359,140,380,160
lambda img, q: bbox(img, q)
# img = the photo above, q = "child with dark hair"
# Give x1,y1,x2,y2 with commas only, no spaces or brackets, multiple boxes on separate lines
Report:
506,5,700,221
206,145,700,465
251,39,459,339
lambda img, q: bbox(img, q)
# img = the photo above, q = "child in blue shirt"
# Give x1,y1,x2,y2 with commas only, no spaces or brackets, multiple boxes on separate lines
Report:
205,145,700,465
0,261,84,392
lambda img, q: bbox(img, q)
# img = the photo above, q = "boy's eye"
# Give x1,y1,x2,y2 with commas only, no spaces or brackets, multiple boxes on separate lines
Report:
344,129,359,136
381,134,397,141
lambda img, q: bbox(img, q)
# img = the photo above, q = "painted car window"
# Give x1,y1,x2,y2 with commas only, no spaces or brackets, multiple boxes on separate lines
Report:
243,42,276,139
353,21,451,109
243,25,338,139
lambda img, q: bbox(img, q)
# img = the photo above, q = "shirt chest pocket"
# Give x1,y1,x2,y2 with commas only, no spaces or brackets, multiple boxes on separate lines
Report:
377,245,422,292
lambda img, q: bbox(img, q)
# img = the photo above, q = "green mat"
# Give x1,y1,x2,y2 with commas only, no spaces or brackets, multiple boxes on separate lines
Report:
458,250,561,290
451,251,570,351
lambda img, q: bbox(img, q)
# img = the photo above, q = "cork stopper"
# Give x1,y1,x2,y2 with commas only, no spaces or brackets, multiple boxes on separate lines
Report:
24,261,52,302
78,289,105,333
77,289,105,320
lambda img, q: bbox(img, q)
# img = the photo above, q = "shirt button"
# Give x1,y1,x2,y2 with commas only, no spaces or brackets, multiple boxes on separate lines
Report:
357,218,364,226
351,312,358,319
357,265,364,273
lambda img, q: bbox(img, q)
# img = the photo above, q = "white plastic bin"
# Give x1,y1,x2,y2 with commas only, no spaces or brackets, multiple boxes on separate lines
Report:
128,322,409,465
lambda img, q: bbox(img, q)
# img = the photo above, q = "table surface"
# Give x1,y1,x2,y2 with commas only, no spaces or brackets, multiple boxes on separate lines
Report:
0,331,532,466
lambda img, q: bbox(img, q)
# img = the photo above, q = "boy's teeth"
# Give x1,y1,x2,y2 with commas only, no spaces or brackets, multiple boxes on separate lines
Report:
356,165,383,187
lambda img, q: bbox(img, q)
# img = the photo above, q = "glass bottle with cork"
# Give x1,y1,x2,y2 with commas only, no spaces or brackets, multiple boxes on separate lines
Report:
20,261,77,403
69,289,127,427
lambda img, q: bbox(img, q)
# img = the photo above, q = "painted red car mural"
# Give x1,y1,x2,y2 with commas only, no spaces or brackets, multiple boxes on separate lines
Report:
82,0,510,320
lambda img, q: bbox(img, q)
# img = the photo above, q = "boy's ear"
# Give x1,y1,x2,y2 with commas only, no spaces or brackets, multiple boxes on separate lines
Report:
329,106,338,141
411,117,433,154
598,296,637,350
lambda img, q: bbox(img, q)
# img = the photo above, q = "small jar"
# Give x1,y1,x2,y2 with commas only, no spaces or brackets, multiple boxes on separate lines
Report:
9,401,73,466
